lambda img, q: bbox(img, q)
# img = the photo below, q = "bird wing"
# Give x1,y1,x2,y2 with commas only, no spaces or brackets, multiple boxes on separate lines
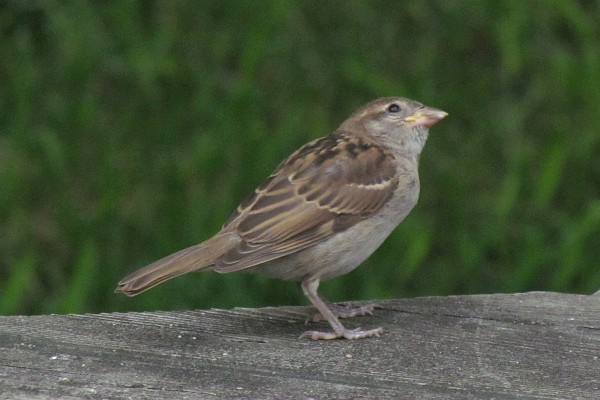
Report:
213,132,398,272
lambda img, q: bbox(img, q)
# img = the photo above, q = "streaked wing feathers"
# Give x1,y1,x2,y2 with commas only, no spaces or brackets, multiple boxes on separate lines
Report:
214,132,398,272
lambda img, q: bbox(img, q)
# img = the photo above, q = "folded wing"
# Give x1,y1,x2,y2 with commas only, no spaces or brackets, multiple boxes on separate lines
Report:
214,132,398,272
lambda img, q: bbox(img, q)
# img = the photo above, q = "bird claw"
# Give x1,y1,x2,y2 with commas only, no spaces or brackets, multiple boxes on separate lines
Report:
300,327,383,340
308,302,382,323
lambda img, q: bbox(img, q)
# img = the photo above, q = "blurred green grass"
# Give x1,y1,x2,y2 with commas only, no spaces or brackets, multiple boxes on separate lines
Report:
1,1,599,315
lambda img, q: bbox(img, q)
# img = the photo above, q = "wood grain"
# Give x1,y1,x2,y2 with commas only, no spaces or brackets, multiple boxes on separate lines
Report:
1,292,599,399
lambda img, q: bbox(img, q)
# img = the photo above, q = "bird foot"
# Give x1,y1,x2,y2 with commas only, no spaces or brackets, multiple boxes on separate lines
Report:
300,326,383,340
308,302,382,323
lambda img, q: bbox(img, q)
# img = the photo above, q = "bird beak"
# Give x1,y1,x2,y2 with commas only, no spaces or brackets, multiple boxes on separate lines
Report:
404,107,448,128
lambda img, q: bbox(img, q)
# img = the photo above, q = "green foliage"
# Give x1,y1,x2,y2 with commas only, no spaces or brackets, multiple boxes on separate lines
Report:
1,1,599,315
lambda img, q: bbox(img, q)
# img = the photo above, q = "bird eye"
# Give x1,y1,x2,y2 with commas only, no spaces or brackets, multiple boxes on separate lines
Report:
387,103,401,113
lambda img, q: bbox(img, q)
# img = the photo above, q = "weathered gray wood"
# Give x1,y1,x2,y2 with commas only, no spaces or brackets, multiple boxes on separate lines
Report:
1,292,599,399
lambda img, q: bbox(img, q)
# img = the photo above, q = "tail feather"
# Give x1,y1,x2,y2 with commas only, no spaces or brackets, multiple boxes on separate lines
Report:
115,233,235,296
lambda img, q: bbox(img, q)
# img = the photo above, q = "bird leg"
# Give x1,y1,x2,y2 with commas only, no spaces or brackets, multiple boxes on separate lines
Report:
307,301,382,323
299,278,383,340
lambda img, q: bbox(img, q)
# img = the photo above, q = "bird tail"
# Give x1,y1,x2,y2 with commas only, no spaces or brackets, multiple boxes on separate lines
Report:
115,233,235,296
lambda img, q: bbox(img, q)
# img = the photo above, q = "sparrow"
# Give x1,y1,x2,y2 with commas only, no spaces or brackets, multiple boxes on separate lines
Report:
116,97,447,340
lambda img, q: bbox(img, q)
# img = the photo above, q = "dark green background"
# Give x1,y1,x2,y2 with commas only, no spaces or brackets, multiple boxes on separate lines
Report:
1,1,599,315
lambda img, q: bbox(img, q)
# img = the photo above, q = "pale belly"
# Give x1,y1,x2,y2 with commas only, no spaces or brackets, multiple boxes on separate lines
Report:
256,177,419,282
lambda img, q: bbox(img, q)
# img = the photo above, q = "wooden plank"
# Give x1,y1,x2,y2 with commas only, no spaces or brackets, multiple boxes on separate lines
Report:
1,292,599,399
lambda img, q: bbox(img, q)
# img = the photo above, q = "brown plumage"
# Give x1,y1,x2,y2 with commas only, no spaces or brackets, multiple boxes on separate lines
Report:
116,97,447,340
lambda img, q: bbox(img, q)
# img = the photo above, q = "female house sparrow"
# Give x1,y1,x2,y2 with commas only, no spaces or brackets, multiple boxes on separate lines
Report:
116,97,447,340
